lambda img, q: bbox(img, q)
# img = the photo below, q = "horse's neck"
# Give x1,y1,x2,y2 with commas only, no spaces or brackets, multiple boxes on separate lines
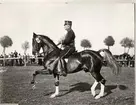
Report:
42,45,54,55
42,38,58,50
42,39,59,56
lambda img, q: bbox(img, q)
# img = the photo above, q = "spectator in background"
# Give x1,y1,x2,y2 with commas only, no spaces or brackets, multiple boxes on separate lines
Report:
14,50,18,57
27,53,30,64
130,55,135,67
31,55,35,64
0,54,3,58
10,52,14,66
14,50,18,65
0,54,4,66
18,53,23,66
23,53,27,66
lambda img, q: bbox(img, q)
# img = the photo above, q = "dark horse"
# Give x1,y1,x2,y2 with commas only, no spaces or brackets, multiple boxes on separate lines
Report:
31,33,121,99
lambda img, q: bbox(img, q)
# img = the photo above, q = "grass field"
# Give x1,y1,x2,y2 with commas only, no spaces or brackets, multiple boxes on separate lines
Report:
0,66,135,105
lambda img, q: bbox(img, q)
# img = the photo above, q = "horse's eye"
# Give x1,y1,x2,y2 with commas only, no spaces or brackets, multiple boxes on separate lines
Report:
36,37,41,43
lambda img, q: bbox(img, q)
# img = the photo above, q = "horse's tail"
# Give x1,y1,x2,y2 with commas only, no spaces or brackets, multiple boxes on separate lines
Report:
98,49,121,75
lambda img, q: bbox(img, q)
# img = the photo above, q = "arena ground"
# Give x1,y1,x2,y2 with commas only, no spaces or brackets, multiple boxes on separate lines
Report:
0,66,135,105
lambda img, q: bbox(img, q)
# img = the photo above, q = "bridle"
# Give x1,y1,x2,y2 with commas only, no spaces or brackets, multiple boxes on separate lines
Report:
34,36,61,59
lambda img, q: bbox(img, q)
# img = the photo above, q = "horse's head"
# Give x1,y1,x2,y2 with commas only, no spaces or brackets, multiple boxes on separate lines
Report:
32,33,43,55
32,32,59,56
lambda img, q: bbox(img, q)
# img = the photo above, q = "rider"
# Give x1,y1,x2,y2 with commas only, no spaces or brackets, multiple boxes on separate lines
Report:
51,20,76,76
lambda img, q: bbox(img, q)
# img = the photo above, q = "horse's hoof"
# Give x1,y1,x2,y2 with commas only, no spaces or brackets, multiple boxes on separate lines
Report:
92,92,96,97
50,93,58,98
95,95,103,99
31,81,34,84
32,85,36,90
91,89,96,97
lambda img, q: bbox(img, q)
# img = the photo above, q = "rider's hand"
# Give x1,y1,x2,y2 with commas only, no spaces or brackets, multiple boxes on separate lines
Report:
58,36,65,44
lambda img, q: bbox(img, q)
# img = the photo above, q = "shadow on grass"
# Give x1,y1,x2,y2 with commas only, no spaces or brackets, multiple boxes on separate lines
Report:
43,82,128,98
102,84,128,98
43,82,91,96
117,85,128,90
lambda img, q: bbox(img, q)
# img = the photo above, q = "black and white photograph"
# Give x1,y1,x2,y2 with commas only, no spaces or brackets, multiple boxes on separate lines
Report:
0,0,135,105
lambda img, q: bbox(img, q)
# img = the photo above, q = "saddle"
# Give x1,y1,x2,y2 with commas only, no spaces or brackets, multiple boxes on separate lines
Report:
63,50,78,63
48,50,79,76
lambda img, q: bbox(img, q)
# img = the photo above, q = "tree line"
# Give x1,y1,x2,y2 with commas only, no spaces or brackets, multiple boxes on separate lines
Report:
0,35,134,60
81,36,134,54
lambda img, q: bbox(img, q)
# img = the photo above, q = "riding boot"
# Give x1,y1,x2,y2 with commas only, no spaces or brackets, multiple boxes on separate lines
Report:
61,59,67,76
58,59,67,76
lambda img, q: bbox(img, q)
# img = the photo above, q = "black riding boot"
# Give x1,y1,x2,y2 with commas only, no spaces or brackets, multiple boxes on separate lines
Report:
58,59,67,77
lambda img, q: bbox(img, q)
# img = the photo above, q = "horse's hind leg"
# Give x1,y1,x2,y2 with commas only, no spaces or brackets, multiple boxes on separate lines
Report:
90,71,106,99
91,80,99,97
95,82,105,99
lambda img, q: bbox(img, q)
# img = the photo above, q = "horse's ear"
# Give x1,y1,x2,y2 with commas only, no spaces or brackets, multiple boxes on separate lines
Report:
33,32,37,38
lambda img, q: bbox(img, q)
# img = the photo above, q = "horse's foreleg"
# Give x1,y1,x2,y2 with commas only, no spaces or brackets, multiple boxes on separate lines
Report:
31,70,40,84
50,75,59,98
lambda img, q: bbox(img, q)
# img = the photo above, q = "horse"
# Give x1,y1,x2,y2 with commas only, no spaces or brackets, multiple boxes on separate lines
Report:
31,32,121,99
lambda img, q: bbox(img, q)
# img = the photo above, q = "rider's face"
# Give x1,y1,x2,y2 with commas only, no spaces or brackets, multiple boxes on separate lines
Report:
64,25,71,30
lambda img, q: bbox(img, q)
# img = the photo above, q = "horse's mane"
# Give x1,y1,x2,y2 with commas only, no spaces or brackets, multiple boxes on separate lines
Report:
39,35,58,49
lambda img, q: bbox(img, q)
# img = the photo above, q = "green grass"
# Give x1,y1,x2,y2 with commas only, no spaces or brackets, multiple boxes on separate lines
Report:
0,66,135,105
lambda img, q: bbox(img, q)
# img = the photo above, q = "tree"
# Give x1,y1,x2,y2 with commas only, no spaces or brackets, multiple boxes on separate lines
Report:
22,41,30,66
80,39,92,49
104,36,115,50
127,39,134,54
120,37,134,54
0,36,13,66
22,41,30,55
120,37,129,53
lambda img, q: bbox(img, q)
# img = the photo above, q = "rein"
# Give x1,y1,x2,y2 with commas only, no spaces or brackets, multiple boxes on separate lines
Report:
33,35,61,59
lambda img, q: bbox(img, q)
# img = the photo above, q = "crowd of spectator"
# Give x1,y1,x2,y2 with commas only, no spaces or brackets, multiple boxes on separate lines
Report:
114,53,135,67
0,50,24,66
0,50,44,66
0,51,135,67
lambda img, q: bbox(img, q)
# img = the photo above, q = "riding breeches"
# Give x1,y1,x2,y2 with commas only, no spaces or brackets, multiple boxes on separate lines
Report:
49,46,75,72
59,46,75,59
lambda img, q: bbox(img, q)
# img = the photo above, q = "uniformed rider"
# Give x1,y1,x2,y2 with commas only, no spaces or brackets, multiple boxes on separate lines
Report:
51,20,76,76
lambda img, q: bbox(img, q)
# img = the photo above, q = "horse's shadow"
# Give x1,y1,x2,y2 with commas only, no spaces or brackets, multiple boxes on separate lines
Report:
44,82,127,97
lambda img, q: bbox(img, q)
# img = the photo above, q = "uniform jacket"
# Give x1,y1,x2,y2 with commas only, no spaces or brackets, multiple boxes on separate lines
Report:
61,29,75,48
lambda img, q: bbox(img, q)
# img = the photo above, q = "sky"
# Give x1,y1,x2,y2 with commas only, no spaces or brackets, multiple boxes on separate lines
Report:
0,0,134,56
